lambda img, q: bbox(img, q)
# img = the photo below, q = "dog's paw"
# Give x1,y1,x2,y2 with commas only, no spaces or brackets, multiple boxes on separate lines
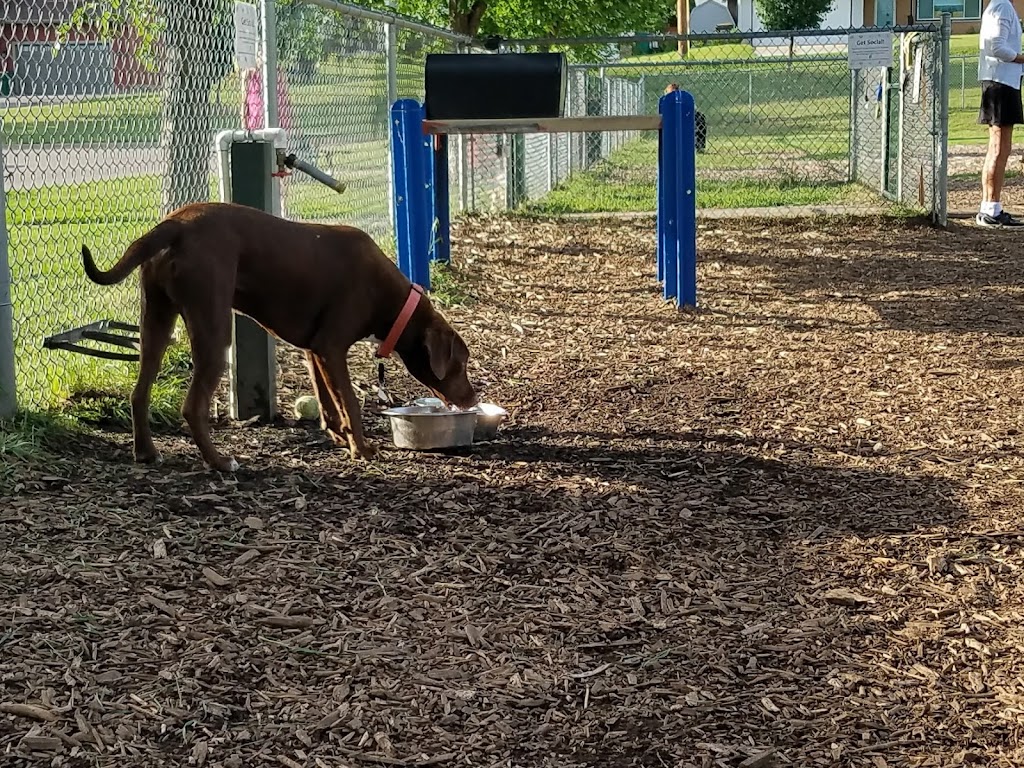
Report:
205,456,240,473
326,428,349,447
134,450,163,465
351,442,379,461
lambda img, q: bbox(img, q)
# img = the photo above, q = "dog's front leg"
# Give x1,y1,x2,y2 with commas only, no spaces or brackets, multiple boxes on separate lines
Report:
304,351,346,441
316,351,378,460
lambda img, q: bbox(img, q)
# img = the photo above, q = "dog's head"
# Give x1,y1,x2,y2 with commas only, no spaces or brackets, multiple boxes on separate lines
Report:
399,310,478,410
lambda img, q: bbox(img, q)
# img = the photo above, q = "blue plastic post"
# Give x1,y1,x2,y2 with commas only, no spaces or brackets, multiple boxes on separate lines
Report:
432,135,452,264
658,93,679,302
658,89,698,309
391,99,431,289
423,126,436,276
674,90,698,308
655,110,666,286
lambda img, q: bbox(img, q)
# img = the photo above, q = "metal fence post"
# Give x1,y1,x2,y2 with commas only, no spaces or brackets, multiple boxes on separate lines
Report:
260,0,281,217
386,7,399,231
747,70,753,124
849,68,858,183
896,32,906,204
936,14,951,227
960,56,965,110
0,140,15,418
229,141,278,421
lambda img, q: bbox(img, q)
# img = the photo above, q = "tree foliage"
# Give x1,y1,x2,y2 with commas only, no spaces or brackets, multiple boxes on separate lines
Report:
356,0,671,45
754,0,832,30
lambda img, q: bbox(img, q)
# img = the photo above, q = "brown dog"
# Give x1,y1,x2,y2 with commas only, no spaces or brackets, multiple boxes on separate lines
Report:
81,201,478,471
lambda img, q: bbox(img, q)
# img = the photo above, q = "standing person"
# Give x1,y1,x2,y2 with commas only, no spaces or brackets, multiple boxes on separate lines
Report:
977,0,1024,227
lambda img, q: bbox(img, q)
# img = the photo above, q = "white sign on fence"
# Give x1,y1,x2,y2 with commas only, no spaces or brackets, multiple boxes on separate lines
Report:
847,31,893,70
234,1,259,70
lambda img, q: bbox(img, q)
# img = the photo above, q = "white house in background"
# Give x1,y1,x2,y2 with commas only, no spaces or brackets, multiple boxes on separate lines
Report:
733,0,982,34
689,0,736,34
733,0,864,32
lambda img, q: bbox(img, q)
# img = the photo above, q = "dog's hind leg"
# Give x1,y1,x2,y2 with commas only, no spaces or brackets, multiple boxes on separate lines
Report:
316,351,378,461
179,303,237,473
132,285,178,464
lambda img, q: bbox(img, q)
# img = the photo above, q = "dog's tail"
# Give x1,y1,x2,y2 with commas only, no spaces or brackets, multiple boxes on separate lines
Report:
82,219,183,286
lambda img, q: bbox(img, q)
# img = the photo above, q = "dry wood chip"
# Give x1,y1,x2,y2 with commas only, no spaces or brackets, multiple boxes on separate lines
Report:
19,735,63,751
7,216,1024,768
260,616,317,629
234,548,262,566
823,588,875,607
739,750,777,768
0,702,58,722
202,566,231,587
141,594,177,618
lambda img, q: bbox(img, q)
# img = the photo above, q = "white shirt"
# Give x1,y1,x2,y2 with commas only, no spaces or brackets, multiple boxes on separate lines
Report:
979,0,1024,88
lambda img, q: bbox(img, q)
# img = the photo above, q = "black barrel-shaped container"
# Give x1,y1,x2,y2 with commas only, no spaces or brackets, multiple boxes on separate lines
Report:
424,52,567,121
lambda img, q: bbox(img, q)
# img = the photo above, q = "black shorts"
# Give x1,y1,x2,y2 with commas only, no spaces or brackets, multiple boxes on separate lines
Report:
979,80,1024,126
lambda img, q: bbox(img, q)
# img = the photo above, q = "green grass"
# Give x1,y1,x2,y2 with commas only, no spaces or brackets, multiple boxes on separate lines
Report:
6,160,389,412
428,261,475,308
634,41,758,62
0,55,425,146
0,411,67,488
527,165,862,214
949,34,979,56
524,134,867,215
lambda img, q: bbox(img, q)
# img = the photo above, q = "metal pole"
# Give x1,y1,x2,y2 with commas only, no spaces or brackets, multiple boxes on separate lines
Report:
747,70,753,124
260,0,278,128
0,138,16,418
936,13,951,226
385,11,399,230
960,56,965,110
879,66,889,196
229,140,278,422
849,68,858,183
259,0,281,218
897,32,906,203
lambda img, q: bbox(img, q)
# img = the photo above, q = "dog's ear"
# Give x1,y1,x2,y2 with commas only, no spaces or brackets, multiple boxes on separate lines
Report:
425,325,456,382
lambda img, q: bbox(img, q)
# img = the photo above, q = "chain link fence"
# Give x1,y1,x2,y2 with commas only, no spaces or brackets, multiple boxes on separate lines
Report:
480,27,947,219
0,0,470,410
851,27,946,211
0,2,951,412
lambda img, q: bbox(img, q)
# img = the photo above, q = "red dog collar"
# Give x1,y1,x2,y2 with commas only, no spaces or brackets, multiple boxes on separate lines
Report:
376,284,423,359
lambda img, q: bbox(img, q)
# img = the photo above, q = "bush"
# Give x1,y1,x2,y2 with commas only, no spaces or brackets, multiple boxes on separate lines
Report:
755,0,832,30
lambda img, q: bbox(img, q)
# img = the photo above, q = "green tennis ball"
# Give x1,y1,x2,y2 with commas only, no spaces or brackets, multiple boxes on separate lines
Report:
293,395,320,421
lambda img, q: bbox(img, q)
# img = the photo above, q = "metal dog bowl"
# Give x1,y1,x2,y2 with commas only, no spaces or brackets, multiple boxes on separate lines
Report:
381,404,477,450
471,403,508,441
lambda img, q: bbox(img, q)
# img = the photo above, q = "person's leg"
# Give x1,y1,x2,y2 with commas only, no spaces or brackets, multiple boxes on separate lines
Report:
977,82,1024,227
981,124,1014,213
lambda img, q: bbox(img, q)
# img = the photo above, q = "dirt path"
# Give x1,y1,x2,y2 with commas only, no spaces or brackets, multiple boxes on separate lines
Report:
3,214,1024,767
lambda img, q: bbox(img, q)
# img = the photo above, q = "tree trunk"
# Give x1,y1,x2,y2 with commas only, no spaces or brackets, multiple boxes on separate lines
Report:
450,0,487,37
159,0,227,216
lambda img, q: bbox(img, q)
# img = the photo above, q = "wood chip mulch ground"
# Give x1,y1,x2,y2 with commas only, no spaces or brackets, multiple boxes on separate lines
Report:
4,213,1024,767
